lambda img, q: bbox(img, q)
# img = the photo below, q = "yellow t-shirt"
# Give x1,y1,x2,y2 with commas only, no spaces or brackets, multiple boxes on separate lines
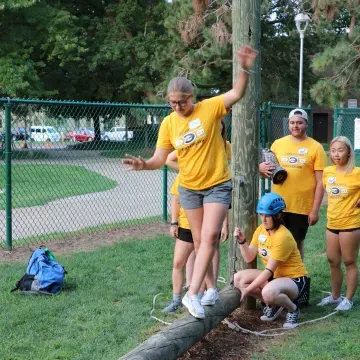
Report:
157,95,230,190
170,176,190,230
323,166,360,229
225,140,231,161
250,224,307,279
271,136,327,215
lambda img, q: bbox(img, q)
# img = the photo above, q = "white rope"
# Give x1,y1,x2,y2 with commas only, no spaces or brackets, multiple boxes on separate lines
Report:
149,293,173,326
223,310,339,337
217,276,227,284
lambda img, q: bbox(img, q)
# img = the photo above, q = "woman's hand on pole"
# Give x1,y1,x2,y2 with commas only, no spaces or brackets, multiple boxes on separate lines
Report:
234,227,245,242
236,44,258,71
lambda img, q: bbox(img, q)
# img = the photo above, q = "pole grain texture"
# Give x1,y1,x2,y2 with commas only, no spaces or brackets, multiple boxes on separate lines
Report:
228,0,261,310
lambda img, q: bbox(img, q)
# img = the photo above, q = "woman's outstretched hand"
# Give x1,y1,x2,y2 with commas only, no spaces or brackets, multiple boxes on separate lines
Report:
122,154,146,171
236,44,258,70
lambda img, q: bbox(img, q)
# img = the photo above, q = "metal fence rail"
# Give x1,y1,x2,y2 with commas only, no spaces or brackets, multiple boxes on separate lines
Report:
0,98,175,249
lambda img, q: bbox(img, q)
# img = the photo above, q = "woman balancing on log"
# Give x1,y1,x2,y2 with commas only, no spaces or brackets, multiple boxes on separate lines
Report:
122,44,258,319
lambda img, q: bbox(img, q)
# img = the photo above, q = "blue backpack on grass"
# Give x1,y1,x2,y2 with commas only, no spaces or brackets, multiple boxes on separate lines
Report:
11,247,67,295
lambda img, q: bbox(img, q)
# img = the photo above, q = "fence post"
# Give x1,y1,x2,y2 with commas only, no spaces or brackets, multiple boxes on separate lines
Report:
162,165,168,223
267,101,272,147
307,105,312,137
333,106,338,138
4,102,12,251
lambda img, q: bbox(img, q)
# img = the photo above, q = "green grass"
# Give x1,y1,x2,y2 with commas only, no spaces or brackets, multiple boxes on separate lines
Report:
0,234,229,360
1,209,360,359
252,207,360,360
0,164,117,210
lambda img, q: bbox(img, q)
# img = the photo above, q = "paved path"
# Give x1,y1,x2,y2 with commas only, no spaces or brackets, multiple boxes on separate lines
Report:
0,156,176,242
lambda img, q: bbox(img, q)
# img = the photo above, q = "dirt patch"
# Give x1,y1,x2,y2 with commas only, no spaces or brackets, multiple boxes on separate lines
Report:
0,222,169,263
179,307,287,360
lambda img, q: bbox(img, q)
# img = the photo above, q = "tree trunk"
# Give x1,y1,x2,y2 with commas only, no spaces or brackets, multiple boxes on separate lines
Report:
228,0,261,310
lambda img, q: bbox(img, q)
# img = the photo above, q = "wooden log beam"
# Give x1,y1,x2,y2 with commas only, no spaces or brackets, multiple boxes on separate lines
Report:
118,286,241,360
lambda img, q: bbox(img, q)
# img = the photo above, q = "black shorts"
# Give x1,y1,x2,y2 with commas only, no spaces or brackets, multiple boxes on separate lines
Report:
291,276,307,299
282,212,309,242
178,227,193,243
327,227,360,235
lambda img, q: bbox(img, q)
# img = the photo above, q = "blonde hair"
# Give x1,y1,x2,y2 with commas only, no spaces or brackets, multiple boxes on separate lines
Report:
330,136,355,173
167,77,194,97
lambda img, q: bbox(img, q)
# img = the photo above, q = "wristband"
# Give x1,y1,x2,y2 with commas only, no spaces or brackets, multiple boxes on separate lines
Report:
238,238,246,245
170,221,178,226
265,268,274,276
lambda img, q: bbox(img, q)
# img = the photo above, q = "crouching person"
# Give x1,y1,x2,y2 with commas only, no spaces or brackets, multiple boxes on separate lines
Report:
233,193,308,328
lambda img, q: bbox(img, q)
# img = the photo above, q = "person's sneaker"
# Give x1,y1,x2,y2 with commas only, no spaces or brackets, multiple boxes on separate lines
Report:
182,292,205,319
260,305,284,321
200,288,219,306
335,297,353,311
283,307,300,329
316,294,343,307
161,300,182,313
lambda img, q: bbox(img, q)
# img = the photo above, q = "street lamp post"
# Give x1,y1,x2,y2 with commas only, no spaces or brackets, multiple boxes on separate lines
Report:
295,13,310,108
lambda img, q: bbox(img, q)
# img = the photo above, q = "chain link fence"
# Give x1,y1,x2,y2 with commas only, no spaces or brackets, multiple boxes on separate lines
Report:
334,106,360,154
2,98,358,249
0,99,175,249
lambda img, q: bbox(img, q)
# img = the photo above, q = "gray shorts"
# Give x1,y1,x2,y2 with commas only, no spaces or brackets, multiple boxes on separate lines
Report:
178,180,232,210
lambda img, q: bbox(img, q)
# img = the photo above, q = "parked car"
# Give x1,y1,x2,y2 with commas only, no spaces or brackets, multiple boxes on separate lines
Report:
103,127,133,142
30,126,60,142
66,128,95,142
11,127,31,141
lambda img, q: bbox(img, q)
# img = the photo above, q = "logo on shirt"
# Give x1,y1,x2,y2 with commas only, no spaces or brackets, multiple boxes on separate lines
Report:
328,177,336,184
260,248,268,257
183,132,196,145
258,234,267,243
298,148,308,155
289,156,298,164
331,187,340,195
188,119,201,130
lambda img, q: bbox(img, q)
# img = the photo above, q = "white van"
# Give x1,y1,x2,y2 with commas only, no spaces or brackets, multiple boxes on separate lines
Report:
30,126,60,142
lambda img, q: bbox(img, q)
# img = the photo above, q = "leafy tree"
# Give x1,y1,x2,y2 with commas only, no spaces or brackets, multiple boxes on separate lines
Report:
153,0,327,104
310,1,360,106
0,1,88,98
0,0,168,102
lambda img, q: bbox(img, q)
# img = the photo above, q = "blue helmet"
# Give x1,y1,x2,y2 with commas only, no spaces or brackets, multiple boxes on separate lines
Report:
256,193,286,215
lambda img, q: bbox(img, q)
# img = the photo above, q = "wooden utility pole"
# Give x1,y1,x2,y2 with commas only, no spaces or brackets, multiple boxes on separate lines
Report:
228,0,261,309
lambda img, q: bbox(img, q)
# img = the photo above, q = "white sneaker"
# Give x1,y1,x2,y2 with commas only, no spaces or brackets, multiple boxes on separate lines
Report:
316,294,343,307
182,292,205,319
335,298,353,311
200,287,219,306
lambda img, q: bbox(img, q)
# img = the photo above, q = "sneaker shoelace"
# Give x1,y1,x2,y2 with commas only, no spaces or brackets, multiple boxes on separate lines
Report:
285,311,298,323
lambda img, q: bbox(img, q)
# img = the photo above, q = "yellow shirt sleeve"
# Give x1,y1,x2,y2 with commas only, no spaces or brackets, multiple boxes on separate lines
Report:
156,117,173,150
314,143,327,170
250,225,262,247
